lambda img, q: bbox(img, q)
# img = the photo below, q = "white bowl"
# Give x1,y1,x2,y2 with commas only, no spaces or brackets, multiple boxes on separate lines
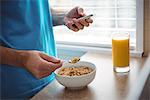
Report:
54,61,96,89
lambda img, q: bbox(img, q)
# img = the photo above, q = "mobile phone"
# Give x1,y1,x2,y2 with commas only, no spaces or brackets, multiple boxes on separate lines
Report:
77,14,93,21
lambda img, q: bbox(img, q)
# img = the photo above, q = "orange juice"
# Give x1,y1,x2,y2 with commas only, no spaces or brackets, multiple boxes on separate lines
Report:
112,33,130,72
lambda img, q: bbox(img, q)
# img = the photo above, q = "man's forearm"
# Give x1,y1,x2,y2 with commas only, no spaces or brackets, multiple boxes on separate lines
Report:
51,8,66,26
0,46,26,67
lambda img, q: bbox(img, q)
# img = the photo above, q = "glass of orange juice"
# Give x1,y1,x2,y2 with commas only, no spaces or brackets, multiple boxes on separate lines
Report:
112,33,130,73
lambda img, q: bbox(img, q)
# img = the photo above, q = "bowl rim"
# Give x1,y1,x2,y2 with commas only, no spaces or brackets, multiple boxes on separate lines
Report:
54,61,96,78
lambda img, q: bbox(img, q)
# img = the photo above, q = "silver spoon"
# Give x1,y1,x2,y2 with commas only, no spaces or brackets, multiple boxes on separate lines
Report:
68,57,80,64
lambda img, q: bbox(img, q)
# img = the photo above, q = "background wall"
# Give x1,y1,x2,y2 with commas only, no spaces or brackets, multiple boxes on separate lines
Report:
144,0,150,56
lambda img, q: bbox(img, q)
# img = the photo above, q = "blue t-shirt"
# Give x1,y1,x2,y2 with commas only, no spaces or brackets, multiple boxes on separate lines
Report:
0,0,57,99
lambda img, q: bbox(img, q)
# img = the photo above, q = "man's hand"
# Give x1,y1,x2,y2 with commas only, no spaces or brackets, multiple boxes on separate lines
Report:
24,51,63,79
64,6,93,32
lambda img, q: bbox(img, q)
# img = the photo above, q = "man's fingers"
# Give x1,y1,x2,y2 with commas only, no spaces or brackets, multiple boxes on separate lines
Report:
79,19,89,27
35,60,63,79
73,19,84,30
86,18,93,23
40,60,63,72
39,71,52,79
40,53,60,63
66,21,79,32
49,61,63,72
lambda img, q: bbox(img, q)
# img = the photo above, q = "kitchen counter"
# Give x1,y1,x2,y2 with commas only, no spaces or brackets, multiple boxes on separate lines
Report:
31,52,150,100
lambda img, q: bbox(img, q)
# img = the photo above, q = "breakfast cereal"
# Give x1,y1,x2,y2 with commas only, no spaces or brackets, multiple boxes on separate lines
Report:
58,66,93,76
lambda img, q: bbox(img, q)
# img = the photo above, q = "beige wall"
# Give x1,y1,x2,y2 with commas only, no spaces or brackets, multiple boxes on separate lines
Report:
144,0,150,56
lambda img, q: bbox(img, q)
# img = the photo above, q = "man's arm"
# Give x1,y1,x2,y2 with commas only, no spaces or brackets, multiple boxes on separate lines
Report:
0,46,63,79
0,46,25,67
51,8,66,26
